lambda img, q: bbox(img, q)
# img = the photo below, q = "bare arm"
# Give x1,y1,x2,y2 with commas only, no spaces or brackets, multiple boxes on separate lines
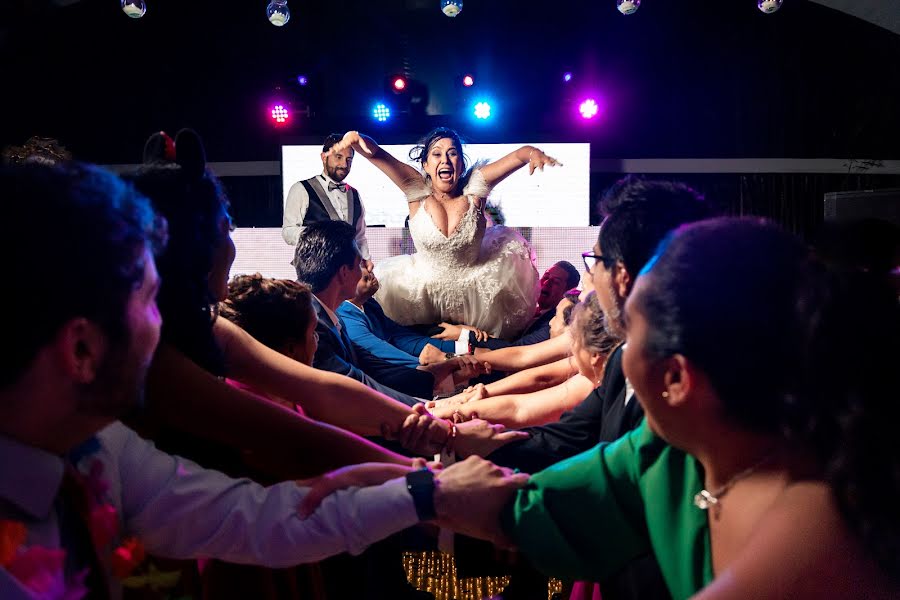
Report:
143,344,412,479
481,357,575,396
434,375,594,428
214,317,438,439
475,331,572,372
478,145,561,189
331,131,423,195
427,357,574,410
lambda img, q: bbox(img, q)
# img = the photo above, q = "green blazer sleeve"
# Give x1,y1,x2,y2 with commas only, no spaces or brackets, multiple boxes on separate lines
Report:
501,419,712,599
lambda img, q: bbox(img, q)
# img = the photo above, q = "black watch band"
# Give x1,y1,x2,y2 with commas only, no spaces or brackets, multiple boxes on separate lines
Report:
405,468,437,521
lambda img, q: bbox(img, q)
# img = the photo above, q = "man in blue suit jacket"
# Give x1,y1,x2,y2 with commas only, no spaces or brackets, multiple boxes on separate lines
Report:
338,270,475,394
293,221,434,404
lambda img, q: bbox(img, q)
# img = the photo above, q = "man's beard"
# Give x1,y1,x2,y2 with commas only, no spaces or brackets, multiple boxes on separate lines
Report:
77,351,149,419
327,166,348,182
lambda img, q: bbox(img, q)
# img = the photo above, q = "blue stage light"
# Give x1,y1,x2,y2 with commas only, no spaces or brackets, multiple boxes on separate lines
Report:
372,103,391,122
473,101,492,120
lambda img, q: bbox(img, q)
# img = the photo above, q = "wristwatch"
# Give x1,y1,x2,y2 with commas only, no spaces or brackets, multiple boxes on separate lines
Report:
405,468,437,521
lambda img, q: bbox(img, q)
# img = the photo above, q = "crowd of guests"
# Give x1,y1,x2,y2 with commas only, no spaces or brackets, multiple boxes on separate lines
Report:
0,126,897,600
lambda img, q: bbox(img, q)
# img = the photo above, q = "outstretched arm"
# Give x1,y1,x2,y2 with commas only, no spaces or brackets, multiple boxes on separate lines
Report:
429,357,576,410
331,131,423,194
474,331,572,373
478,146,561,189
434,375,595,429
214,317,437,439
143,344,412,479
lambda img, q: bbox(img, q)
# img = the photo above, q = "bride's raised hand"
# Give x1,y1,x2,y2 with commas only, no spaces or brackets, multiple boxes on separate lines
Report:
333,131,374,158
527,148,562,175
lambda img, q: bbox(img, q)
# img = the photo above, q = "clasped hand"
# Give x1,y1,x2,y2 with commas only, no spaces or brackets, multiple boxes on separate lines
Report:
296,455,531,549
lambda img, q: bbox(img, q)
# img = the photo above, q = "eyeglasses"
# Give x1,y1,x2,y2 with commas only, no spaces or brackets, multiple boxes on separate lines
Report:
582,251,616,272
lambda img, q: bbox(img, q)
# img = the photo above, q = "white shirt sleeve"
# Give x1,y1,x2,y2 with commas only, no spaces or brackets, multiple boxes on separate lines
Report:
282,181,311,246
107,424,418,567
355,197,371,261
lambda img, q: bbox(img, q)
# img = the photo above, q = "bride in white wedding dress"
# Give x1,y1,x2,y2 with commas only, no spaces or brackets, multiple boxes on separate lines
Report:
331,128,561,339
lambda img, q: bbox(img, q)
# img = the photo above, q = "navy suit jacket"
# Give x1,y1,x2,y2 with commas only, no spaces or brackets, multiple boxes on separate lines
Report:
477,308,553,350
311,297,430,404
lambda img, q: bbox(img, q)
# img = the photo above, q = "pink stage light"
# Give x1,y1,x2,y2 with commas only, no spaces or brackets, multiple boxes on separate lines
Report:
270,104,289,124
462,74,475,87
392,77,407,91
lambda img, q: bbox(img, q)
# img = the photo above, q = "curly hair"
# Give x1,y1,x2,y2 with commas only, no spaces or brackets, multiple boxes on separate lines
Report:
562,289,582,326
219,274,314,352
569,291,618,357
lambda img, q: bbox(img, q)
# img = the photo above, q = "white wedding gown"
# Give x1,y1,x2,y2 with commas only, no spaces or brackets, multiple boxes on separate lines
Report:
374,171,538,339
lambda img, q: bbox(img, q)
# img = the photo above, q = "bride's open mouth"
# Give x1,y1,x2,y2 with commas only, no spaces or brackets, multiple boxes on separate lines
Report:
437,168,454,182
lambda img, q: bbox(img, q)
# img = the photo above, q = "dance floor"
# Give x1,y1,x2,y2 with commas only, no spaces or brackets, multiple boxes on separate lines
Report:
230,226,601,281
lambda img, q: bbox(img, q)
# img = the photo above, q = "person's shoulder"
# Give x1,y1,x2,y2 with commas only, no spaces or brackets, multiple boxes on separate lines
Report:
736,480,899,597
336,300,365,320
287,178,313,194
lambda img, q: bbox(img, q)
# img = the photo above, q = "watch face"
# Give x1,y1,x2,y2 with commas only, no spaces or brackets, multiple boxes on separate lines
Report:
407,468,434,486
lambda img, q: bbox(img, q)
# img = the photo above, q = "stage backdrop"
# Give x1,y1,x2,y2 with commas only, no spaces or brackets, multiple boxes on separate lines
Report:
281,143,591,227
230,226,600,283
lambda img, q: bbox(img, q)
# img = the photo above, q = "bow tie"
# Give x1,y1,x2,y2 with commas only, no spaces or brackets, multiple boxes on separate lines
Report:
328,182,347,193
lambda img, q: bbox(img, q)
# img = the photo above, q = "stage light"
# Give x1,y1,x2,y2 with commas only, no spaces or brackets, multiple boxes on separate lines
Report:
440,0,463,17
578,99,599,120
266,0,291,26
392,76,407,92
297,75,308,86
616,0,640,15
462,74,475,87
563,72,573,83
473,101,492,120
372,103,391,122
270,104,289,124
121,0,146,18
757,0,782,13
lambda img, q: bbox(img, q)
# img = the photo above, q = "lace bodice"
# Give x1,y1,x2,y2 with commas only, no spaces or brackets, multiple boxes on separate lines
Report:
405,168,491,267
409,197,485,266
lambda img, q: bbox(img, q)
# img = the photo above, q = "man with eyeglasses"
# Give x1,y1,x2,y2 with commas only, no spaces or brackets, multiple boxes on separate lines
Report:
480,177,711,600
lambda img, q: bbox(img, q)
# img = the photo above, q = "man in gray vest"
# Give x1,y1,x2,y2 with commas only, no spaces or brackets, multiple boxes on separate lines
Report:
282,133,372,267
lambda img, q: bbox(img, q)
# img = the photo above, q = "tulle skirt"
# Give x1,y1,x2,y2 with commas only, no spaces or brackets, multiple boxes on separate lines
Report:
374,226,538,340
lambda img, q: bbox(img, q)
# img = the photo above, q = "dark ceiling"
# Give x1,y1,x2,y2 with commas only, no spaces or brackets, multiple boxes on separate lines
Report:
2,0,899,163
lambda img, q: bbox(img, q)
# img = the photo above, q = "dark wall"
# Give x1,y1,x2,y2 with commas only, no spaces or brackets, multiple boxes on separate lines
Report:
2,1,899,162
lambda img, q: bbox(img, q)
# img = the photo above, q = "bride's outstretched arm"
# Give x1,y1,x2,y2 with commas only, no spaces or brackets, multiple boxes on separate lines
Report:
478,146,561,189
332,131,422,193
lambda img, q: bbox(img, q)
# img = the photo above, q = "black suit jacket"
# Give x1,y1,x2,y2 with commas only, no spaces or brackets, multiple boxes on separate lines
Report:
488,344,643,471
311,297,428,406
478,308,553,350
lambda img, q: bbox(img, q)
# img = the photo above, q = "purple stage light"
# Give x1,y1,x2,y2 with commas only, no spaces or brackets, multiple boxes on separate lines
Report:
563,72,573,83
578,99,599,120
297,75,308,86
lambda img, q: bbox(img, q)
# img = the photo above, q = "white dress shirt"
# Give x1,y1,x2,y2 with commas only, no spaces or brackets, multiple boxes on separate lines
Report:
0,422,417,599
282,173,370,260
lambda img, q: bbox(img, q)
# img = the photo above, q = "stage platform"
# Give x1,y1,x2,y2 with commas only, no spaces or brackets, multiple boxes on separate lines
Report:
230,226,600,281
